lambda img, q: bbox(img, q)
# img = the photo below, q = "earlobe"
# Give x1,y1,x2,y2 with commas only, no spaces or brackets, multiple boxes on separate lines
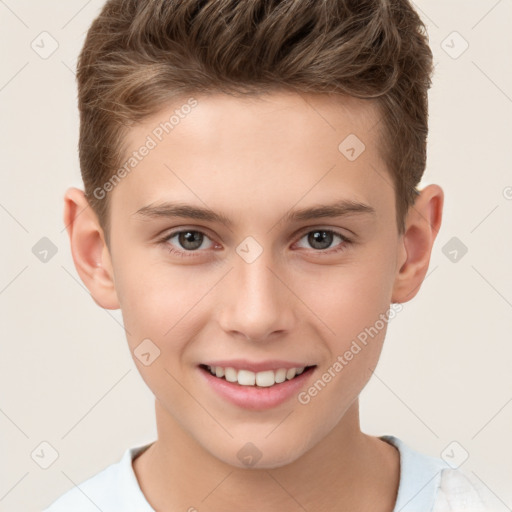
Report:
63,187,120,310
391,184,444,303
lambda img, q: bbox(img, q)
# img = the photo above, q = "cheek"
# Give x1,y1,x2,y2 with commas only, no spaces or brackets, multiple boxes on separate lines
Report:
295,251,397,400
113,260,209,399
302,256,396,342
114,257,214,351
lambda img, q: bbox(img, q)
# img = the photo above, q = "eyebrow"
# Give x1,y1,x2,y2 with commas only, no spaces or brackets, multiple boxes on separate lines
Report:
133,199,376,228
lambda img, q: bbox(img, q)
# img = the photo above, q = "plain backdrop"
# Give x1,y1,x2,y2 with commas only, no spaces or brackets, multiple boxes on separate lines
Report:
1,1,511,510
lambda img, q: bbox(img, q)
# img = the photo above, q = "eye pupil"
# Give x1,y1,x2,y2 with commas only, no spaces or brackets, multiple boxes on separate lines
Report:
309,230,333,250
179,231,203,250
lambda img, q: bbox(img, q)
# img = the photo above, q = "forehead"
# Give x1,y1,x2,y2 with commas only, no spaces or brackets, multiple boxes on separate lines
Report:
111,91,390,223
130,90,380,144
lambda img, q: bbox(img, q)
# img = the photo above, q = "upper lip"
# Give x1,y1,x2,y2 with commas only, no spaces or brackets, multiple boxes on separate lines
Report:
201,359,315,373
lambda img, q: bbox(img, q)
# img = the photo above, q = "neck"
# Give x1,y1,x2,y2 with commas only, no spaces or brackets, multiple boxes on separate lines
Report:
133,399,400,512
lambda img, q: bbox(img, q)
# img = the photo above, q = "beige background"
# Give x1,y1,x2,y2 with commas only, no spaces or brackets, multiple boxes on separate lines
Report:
1,1,511,510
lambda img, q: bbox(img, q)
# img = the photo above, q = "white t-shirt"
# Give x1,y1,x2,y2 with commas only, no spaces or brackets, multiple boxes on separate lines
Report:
42,435,498,511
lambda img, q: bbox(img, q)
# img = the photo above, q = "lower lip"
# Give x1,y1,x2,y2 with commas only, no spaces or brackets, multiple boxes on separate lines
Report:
198,365,316,411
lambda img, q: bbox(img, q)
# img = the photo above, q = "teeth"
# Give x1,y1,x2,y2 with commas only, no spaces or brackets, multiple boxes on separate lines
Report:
256,370,274,387
274,368,287,383
206,365,309,387
238,369,256,386
286,368,297,380
224,367,237,383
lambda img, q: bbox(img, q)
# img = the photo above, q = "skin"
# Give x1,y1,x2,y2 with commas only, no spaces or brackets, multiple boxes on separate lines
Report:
64,91,443,511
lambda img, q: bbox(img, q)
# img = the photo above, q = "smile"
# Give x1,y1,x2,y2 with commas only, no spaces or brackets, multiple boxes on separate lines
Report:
200,364,316,387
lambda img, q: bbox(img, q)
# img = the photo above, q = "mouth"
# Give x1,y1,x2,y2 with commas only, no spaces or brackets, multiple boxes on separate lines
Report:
199,363,317,388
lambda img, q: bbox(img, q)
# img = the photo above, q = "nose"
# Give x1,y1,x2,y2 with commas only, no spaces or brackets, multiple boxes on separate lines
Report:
217,246,297,342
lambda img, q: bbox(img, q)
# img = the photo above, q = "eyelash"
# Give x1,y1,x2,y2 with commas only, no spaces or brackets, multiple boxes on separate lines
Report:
157,228,352,259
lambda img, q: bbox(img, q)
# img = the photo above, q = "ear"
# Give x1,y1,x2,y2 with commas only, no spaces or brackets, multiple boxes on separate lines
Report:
63,187,120,310
391,184,444,303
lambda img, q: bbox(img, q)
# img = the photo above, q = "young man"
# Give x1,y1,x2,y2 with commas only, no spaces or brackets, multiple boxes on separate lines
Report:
44,0,494,510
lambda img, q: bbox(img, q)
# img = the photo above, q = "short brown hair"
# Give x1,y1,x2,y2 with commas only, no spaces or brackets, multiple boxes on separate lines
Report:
77,0,434,246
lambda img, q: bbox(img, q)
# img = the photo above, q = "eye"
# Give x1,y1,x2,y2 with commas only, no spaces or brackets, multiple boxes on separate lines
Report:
294,229,350,254
158,227,351,259
160,229,216,258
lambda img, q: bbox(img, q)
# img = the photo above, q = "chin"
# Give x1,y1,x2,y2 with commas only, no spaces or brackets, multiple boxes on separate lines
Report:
209,438,308,470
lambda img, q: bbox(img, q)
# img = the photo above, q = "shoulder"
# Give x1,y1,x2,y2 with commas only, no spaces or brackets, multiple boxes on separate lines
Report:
42,443,154,512
42,457,125,512
42,470,116,511
379,436,498,512
434,468,499,512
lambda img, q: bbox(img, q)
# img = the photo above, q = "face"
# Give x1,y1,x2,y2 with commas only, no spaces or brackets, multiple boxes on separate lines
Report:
104,91,404,468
